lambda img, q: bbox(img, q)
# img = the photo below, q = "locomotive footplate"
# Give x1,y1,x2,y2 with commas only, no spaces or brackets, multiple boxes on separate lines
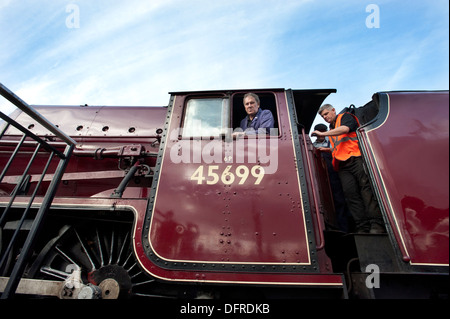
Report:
0,275,103,299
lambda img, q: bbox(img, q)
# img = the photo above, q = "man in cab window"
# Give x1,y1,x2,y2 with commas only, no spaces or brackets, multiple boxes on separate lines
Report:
238,93,274,135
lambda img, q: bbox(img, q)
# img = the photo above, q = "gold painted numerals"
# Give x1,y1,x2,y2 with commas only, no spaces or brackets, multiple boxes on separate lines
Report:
190,165,265,185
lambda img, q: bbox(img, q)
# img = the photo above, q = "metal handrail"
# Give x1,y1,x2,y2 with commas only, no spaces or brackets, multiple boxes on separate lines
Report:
0,83,75,298
0,111,66,159
301,127,325,250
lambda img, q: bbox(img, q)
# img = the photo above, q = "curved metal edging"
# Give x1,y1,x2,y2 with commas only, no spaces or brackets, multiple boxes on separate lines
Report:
0,83,76,146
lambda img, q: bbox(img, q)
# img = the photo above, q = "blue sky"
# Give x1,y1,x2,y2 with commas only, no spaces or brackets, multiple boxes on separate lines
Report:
1,0,448,130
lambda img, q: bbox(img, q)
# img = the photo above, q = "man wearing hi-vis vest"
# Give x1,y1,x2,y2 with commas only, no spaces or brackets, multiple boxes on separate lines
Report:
312,104,385,234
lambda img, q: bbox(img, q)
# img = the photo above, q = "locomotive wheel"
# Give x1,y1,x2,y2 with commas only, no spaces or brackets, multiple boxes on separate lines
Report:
27,221,154,299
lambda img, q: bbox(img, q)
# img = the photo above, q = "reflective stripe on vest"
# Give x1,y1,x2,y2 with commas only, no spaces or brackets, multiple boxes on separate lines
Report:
329,113,361,170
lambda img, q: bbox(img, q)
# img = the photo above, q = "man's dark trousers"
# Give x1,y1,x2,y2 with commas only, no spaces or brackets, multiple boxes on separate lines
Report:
337,156,383,232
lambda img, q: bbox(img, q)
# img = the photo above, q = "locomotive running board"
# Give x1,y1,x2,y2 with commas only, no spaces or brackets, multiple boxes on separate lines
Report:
0,276,101,299
0,277,64,298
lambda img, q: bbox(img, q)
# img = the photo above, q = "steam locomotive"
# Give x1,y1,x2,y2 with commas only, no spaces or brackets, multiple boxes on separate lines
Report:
0,83,448,299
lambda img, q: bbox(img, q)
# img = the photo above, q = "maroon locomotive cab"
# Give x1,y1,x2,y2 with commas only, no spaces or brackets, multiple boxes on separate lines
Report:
133,89,345,293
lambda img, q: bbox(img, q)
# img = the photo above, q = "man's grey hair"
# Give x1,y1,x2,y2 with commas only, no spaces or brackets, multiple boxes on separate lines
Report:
243,93,260,105
318,104,334,115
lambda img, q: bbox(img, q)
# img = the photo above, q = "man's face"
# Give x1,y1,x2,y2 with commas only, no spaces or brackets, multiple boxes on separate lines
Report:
320,108,336,124
244,96,260,118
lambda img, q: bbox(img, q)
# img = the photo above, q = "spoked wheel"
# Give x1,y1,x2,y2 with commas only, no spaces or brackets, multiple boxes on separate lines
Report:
27,221,155,299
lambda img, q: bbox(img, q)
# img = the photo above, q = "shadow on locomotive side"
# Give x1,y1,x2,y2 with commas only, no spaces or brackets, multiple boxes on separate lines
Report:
0,84,448,299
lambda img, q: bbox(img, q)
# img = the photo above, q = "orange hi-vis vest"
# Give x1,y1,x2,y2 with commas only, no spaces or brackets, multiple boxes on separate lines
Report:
329,113,361,170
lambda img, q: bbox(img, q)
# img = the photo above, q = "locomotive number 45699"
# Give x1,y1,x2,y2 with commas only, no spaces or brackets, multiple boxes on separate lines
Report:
190,165,265,185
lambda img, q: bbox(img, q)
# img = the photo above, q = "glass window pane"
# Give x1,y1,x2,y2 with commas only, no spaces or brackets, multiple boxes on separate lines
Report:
183,98,229,137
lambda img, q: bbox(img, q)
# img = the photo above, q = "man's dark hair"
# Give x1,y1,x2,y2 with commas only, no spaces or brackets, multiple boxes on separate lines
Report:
314,123,328,132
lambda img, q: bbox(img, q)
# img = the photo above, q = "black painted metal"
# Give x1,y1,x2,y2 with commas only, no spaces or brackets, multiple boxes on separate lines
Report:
0,83,76,298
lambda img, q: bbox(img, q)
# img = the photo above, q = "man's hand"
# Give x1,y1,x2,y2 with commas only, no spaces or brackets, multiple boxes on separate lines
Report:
317,147,332,152
311,130,325,137
232,132,245,139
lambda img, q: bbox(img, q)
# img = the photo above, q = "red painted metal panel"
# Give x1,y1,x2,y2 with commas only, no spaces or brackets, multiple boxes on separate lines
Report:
147,92,314,266
132,196,343,287
363,92,449,266
7,105,167,138
1,105,167,198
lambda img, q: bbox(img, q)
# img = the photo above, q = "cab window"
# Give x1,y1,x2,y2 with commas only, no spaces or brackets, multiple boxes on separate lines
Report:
182,98,230,137
232,92,279,135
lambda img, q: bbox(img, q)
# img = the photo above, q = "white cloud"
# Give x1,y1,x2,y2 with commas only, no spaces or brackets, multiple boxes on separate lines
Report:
0,0,448,115
0,97,16,116
0,0,11,10
2,0,315,107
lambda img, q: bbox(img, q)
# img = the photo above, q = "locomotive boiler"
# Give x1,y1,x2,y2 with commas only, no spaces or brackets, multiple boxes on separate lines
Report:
0,83,448,299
